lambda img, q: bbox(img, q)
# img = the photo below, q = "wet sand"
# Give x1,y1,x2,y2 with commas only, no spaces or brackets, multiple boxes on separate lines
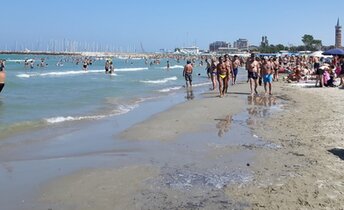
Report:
3,81,344,209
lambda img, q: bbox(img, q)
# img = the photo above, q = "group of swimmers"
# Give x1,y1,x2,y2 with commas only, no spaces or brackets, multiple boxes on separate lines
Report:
104,60,115,74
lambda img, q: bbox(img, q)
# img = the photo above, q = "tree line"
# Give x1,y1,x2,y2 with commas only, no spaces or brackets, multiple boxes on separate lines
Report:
259,34,334,53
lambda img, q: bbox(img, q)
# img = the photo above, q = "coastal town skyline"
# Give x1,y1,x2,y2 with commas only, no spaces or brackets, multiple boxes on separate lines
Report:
1,0,344,52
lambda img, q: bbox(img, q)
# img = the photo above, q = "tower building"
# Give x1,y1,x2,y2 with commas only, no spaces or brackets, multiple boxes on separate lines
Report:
335,18,342,48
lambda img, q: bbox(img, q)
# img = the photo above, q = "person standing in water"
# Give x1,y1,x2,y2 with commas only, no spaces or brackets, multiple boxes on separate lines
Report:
166,60,170,69
105,60,110,74
0,60,6,93
109,61,114,74
183,60,193,87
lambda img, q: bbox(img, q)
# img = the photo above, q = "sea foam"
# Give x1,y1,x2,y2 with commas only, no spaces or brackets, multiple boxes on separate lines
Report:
140,76,177,84
45,103,138,124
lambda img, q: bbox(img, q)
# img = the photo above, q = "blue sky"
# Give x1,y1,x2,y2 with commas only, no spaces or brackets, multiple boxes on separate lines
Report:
1,0,343,52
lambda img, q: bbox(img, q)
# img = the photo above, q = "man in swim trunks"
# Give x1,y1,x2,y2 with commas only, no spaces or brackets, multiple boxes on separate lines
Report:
0,60,6,93
217,56,229,97
232,55,241,85
261,56,273,95
246,55,260,95
183,60,193,88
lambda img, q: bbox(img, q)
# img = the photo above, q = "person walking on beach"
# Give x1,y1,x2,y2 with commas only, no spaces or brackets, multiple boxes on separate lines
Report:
205,58,211,78
272,57,280,81
0,60,6,93
210,58,218,90
232,55,241,85
183,60,193,88
313,56,322,87
217,56,229,97
224,54,233,92
261,57,273,95
246,55,260,95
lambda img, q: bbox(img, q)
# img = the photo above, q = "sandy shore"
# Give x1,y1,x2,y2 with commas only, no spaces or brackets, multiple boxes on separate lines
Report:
226,84,344,209
37,82,344,209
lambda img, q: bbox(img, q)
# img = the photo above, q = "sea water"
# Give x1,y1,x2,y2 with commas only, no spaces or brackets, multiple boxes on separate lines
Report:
0,54,247,138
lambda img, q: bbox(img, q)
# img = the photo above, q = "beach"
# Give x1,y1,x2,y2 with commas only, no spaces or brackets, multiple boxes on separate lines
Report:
1,53,344,209
9,82,341,209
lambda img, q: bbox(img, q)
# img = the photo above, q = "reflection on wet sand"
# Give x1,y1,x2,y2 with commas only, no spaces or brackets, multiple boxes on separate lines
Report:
246,95,277,126
185,88,194,100
247,95,277,107
215,114,232,137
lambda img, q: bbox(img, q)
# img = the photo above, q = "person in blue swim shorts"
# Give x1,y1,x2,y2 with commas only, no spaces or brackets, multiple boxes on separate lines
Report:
261,56,273,95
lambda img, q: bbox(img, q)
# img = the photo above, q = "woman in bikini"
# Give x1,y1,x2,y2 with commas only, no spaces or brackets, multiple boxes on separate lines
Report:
216,56,229,97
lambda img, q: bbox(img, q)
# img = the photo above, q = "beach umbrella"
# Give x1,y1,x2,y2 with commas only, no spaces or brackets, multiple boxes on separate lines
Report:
310,51,323,57
322,48,344,56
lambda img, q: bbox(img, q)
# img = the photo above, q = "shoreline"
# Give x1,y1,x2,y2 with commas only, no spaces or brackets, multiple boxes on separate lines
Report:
2,79,344,209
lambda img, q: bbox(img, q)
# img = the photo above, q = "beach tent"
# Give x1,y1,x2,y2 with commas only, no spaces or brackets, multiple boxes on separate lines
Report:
322,48,344,56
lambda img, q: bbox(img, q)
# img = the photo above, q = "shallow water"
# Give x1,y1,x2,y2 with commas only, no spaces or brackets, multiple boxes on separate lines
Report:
0,55,282,209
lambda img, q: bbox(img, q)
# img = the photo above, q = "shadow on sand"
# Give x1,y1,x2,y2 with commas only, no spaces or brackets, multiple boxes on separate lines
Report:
328,148,344,161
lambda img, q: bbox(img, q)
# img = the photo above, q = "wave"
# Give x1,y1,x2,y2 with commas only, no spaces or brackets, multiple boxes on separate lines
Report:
161,65,184,69
192,82,212,87
16,70,117,78
158,86,182,93
140,76,178,84
6,59,26,62
45,103,138,124
115,67,148,72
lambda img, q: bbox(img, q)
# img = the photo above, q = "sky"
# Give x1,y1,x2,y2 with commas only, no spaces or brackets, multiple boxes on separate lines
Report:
1,0,344,52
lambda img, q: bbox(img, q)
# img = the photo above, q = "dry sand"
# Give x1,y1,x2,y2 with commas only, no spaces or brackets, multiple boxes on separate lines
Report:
38,82,344,209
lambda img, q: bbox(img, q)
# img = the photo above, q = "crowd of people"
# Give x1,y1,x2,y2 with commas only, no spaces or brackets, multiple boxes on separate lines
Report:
182,53,344,99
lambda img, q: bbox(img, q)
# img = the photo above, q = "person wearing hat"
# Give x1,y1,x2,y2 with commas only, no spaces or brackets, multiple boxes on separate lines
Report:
0,60,6,93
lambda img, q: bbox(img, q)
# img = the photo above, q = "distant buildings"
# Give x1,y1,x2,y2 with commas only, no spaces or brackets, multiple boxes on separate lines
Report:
209,41,230,52
233,38,248,50
335,18,342,48
260,36,269,47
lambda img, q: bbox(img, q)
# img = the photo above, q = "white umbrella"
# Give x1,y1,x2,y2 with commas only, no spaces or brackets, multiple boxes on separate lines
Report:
310,51,332,58
310,51,323,57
